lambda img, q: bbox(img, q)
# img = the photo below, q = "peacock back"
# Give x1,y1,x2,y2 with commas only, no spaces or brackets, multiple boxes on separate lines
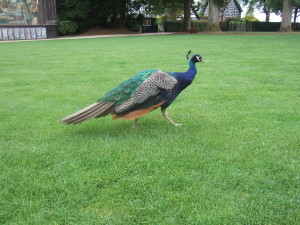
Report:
99,69,159,105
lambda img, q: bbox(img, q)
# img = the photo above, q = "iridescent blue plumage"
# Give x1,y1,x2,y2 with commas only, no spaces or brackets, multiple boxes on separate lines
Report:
161,54,201,109
61,53,204,127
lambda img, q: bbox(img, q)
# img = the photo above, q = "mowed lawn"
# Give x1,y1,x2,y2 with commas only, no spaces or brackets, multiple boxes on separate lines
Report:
0,34,299,224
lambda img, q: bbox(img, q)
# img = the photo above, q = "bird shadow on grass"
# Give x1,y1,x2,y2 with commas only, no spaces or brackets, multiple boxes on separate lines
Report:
60,118,181,140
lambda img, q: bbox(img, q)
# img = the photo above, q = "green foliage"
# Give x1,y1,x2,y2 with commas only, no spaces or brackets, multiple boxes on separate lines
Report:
0,34,299,224
191,20,208,31
126,20,141,32
125,14,144,32
191,0,206,19
58,20,79,35
141,0,183,17
164,20,228,32
55,0,235,32
136,13,145,25
224,17,242,22
219,21,229,30
241,0,299,15
56,0,134,30
57,0,91,31
243,15,260,21
164,19,183,32
156,15,165,27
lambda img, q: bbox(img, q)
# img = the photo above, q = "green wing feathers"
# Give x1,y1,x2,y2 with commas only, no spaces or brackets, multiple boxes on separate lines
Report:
99,70,157,105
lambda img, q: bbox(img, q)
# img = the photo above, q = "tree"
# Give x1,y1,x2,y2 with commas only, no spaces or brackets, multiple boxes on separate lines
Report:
276,0,300,32
56,0,91,31
205,0,223,32
191,0,205,19
183,0,191,31
293,6,299,23
140,0,188,30
263,2,271,22
242,0,299,31
243,0,272,22
140,0,183,17
56,0,144,31
279,0,294,32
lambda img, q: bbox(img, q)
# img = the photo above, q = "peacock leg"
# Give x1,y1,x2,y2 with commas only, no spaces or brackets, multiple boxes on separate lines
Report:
131,119,138,129
161,108,182,126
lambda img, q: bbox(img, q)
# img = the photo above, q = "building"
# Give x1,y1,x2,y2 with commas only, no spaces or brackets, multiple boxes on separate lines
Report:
202,0,243,21
0,0,57,41
142,14,158,33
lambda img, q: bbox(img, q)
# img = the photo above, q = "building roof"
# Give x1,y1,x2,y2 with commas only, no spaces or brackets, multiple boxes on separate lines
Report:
202,0,243,13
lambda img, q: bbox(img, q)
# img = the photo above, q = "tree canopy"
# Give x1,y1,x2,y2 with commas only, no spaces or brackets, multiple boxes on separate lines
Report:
57,0,143,31
56,0,300,33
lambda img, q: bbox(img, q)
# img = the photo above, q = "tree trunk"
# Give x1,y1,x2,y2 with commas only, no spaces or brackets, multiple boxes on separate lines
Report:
279,0,293,32
205,0,221,32
119,0,127,28
263,6,270,22
119,11,126,28
265,13,270,22
294,7,299,23
183,0,191,32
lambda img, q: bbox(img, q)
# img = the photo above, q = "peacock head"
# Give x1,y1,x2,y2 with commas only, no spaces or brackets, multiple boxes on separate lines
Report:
191,54,204,63
186,50,204,63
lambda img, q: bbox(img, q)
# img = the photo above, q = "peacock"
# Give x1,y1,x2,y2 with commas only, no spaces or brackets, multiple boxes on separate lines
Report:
61,51,204,128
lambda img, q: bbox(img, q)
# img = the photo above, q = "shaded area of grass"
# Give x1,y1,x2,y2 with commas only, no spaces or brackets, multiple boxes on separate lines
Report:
0,34,299,224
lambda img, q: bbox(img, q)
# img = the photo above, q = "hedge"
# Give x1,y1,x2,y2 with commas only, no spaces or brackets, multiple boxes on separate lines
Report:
58,20,79,35
164,20,228,32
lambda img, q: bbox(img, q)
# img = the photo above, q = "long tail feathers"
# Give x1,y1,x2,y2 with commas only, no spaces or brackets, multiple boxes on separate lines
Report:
61,102,115,124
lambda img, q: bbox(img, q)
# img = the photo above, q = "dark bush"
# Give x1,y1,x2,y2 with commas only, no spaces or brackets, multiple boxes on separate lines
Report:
58,20,78,35
164,20,210,32
191,21,208,31
220,21,228,31
224,17,240,22
164,20,183,32
126,19,140,32
126,14,143,32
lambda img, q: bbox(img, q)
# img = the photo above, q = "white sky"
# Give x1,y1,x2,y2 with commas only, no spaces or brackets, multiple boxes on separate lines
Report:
244,8,299,23
244,8,282,22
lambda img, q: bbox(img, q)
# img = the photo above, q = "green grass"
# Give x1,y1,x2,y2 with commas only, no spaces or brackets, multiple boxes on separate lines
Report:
0,34,299,224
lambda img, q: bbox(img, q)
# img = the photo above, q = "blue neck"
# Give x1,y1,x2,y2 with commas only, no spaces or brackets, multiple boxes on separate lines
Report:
185,59,197,80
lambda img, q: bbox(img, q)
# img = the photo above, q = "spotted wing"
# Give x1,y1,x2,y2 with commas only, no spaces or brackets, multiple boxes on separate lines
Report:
99,70,156,105
114,70,178,115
